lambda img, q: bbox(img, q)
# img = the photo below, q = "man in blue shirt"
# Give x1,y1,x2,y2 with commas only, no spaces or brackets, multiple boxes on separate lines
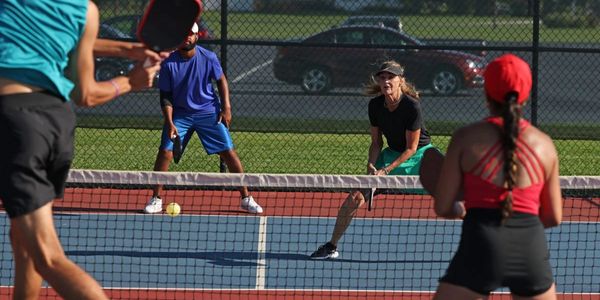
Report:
144,22,263,214
0,1,162,299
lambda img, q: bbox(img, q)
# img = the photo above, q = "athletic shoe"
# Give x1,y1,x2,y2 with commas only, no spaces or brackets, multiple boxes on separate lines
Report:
310,242,339,259
144,196,163,214
241,196,263,214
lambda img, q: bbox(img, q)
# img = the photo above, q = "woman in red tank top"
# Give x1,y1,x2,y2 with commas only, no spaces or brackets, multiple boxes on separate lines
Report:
432,54,563,299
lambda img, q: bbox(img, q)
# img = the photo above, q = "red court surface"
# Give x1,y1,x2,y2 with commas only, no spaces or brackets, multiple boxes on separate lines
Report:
1,287,598,299
55,187,599,221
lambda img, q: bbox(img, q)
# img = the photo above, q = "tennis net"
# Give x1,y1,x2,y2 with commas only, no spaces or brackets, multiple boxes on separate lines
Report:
0,170,598,299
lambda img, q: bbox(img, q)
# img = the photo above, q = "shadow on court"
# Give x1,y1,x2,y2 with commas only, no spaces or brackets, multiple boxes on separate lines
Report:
65,250,446,266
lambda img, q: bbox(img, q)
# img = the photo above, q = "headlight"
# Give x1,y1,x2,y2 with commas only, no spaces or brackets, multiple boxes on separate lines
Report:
467,59,485,69
126,62,135,72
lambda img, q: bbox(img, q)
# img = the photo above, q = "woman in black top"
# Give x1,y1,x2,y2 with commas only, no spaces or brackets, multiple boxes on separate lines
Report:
310,60,433,259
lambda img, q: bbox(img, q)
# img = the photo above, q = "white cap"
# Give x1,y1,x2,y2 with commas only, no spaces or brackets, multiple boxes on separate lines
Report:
191,22,199,34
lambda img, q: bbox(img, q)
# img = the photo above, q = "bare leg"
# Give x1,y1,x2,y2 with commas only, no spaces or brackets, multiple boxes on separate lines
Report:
329,190,365,246
152,149,173,197
434,279,557,300
434,282,488,300
11,201,108,300
219,149,249,197
11,227,42,300
513,284,556,300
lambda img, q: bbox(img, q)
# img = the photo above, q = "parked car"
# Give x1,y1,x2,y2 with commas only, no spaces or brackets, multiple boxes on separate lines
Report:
273,25,485,95
420,38,488,57
340,15,403,32
94,57,134,81
95,15,213,82
339,16,486,57
98,16,138,40
99,23,132,40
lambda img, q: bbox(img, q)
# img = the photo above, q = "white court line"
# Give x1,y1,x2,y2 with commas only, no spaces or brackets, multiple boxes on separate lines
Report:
231,60,273,83
255,216,268,290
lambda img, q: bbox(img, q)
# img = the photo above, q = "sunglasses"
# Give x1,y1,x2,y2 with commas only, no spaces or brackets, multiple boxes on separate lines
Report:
377,73,400,80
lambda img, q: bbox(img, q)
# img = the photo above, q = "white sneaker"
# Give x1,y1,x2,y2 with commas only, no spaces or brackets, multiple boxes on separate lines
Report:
144,196,163,214
241,196,263,214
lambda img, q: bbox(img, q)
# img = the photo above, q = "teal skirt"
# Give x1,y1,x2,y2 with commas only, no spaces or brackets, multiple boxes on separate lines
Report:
375,144,435,175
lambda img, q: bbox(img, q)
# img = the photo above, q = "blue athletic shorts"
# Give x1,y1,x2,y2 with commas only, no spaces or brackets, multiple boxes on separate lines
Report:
160,112,234,155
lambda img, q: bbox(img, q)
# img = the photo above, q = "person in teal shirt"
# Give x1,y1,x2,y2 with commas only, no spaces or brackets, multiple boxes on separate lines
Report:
0,1,164,299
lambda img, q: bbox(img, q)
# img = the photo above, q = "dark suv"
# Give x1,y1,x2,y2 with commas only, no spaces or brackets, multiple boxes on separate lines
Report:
273,25,485,95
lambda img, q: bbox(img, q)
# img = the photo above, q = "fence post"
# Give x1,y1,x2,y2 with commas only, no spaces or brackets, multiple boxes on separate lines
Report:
219,0,229,173
531,0,540,126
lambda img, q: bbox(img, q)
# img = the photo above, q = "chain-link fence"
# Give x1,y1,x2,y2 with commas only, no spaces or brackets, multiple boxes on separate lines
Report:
77,0,600,175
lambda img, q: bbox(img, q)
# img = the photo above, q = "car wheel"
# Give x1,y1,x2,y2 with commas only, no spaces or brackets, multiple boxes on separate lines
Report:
95,63,125,81
430,67,461,96
300,67,332,94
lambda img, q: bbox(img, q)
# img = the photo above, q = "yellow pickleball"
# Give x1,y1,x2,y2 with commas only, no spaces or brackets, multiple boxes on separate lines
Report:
165,202,181,217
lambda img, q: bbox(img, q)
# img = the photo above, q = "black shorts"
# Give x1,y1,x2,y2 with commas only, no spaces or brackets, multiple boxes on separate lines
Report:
0,92,75,218
440,208,554,296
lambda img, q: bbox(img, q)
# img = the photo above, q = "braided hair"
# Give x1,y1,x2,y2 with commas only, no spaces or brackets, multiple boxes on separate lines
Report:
499,92,522,223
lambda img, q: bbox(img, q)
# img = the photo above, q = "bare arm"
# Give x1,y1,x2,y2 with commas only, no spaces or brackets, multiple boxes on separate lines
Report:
434,129,464,218
538,145,562,227
367,126,384,174
94,39,168,62
216,74,232,127
161,104,177,139
68,1,160,107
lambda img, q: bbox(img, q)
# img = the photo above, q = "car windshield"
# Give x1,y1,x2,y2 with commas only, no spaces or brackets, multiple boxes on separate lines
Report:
99,24,131,39
342,16,402,31
406,34,424,46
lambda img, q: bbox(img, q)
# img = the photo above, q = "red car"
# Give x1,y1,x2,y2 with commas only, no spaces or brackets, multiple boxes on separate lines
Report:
273,25,485,95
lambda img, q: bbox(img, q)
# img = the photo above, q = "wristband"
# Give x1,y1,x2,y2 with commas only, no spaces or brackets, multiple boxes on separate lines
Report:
109,79,120,98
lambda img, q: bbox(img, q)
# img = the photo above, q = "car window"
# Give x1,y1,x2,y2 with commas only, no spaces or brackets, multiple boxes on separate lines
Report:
103,16,139,38
98,24,131,39
305,32,334,44
351,19,377,26
371,30,406,46
343,17,401,31
335,30,364,45
383,20,400,29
